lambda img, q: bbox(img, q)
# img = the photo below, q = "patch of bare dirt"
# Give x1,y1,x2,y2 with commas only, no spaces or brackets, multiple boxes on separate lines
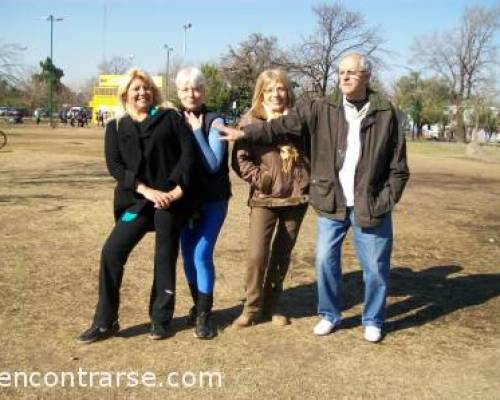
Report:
1,126,499,399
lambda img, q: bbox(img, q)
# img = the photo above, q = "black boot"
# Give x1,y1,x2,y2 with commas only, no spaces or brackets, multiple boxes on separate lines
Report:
194,292,216,339
186,283,198,326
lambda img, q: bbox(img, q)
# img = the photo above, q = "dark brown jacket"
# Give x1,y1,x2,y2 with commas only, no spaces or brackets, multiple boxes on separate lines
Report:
243,90,410,227
232,115,310,207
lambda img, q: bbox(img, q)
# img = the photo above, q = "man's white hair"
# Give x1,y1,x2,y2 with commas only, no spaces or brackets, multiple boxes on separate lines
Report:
339,53,373,74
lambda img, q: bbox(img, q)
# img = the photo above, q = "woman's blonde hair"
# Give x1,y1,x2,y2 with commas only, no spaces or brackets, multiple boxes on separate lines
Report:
247,69,295,120
116,68,162,121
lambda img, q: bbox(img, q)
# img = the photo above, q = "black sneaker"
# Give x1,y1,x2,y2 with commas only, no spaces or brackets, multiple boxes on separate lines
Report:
194,312,216,340
186,305,197,327
77,321,119,344
149,322,170,340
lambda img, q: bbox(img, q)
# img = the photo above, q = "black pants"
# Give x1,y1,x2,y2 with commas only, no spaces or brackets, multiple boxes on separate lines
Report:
93,206,184,327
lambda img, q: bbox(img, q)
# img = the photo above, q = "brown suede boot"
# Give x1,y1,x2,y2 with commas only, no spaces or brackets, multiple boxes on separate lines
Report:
270,313,290,326
232,313,258,329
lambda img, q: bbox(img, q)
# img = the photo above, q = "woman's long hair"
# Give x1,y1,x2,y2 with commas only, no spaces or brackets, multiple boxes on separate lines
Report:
246,69,295,121
246,69,298,173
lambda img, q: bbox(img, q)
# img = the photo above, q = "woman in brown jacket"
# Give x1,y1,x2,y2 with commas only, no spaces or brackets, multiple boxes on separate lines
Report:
232,69,310,327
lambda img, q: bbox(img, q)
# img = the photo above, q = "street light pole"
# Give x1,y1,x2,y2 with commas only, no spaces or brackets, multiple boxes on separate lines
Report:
45,15,63,128
183,23,192,58
163,44,173,101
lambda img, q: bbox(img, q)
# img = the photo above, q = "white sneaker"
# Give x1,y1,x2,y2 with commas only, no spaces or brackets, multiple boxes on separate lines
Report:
364,326,382,343
313,318,338,336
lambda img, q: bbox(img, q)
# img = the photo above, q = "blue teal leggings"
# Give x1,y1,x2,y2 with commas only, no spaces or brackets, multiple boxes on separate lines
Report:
180,200,228,295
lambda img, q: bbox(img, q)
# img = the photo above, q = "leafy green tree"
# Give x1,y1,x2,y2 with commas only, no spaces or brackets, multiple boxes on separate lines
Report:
394,73,451,139
200,64,231,113
36,57,64,90
469,102,500,141
394,72,425,139
32,57,67,114
420,79,452,139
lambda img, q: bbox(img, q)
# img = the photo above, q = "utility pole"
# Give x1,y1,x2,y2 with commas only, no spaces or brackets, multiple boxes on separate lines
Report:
45,15,63,128
164,44,173,101
183,23,192,58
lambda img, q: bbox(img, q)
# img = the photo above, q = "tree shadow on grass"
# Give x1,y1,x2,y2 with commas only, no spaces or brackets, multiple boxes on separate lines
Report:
383,265,500,333
278,264,500,332
117,305,243,338
118,265,500,336
213,303,245,330
278,268,366,322
118,323,151,339
118,318,192,339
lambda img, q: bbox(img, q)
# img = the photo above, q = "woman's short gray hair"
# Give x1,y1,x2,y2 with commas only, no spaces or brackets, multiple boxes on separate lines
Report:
175,67,206,88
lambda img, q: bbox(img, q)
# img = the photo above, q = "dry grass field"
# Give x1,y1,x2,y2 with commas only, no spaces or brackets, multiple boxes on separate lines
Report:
0,123,499,399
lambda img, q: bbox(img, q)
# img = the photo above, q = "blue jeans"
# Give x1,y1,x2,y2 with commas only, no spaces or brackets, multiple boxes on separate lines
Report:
315,208,392,328
180,200,228,295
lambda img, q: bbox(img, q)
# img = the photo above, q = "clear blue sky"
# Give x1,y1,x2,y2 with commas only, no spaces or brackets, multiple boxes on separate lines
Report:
2,0,499,90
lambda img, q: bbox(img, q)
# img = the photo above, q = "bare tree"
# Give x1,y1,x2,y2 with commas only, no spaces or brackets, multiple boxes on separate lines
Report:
287,2,384,97
220,33,288,112
74,76,98,105
0,41,26,86
412,5,500,142
19,70,47,110
98,56,132,75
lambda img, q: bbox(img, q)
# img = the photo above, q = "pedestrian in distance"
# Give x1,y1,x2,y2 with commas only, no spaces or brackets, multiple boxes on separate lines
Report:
98,109,105,127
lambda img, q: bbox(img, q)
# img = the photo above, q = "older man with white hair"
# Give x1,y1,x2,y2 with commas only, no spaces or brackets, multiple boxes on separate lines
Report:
217,53,409,342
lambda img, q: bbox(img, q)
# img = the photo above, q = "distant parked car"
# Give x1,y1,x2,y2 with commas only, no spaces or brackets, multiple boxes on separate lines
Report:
10,108,29,117
8,109,23,124
0,107,9,116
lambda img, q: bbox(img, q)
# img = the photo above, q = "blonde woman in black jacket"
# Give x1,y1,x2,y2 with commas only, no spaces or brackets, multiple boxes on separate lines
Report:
78,69,196,343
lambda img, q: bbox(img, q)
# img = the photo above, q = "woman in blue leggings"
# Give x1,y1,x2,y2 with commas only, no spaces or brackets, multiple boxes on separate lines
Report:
175,67,231,339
